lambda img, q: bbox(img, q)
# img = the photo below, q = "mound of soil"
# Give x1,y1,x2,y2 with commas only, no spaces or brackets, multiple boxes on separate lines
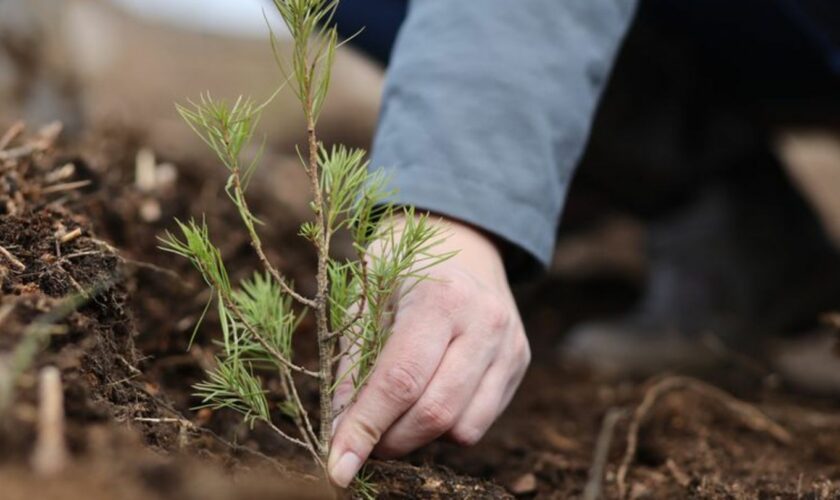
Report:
1,121,839,499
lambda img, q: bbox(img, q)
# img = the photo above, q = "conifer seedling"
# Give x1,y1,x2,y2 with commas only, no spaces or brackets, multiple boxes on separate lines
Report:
160,0,450,491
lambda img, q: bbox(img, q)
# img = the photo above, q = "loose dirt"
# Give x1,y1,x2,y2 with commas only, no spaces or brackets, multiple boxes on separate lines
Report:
1,122,839,499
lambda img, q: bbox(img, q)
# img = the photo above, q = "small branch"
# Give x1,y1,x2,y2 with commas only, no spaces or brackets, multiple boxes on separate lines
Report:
0,121,61,161
282,371,320,454
229,164,316,309
267,420,325,469
41,180,91,195
0,121,25,151
225,299,320,378
0,245,26,271
31,366,68,476
134,417,189,425
583,407,627,500
616,375,793,499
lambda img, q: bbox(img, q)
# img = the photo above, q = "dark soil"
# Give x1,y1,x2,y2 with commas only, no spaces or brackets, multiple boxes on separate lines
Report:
1,122,839,499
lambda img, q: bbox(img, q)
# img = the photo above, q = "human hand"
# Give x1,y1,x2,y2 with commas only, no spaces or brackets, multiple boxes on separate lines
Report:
328,215,530,487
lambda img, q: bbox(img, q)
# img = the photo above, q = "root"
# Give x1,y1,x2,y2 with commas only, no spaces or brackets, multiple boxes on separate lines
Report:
583,407,627,500
616,375,793,499
31,366,68,476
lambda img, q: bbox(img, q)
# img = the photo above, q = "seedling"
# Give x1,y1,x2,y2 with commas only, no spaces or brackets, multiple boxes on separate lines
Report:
161,0,449,487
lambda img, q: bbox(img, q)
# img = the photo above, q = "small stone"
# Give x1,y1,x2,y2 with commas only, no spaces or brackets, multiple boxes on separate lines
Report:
510,472,537,495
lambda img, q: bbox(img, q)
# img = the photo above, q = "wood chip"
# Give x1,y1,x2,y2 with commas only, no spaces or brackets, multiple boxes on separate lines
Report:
58,227,82,244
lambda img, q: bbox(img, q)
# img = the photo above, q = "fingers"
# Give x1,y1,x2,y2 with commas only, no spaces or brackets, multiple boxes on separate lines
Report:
447,331,530,446
374,330,497,457
328,304,453,487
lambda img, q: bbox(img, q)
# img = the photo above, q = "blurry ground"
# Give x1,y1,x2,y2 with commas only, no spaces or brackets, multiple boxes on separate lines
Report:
2,1,840,499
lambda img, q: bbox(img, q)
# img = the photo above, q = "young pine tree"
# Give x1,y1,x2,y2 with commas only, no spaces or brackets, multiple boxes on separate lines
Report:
160,0,450,488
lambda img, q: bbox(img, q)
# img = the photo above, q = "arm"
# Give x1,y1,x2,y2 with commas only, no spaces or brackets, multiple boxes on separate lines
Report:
329,0,637,487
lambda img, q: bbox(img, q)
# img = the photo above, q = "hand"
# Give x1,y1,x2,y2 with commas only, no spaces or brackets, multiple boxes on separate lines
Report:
328,215,531,487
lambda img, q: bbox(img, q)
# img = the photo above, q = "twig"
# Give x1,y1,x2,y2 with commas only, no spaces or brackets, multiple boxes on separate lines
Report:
58,228,83,244
616,375,793,499
31,366,68,476
583,407,627,500
0,122,61,162
45,163,76,184
41,180,91,195
281,371,319,452
267,420,325,469
225,299,320,378
134,417,188,425
0,121,25,151
0,245,26,271
134,383,300,478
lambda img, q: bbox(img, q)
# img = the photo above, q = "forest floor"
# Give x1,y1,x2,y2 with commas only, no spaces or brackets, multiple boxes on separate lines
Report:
1,122,840,499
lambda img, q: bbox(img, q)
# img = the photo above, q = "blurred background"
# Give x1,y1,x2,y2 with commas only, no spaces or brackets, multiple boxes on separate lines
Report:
3,0,840,384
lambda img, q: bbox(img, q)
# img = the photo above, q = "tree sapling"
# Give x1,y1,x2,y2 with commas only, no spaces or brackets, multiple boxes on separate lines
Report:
161,0,450,489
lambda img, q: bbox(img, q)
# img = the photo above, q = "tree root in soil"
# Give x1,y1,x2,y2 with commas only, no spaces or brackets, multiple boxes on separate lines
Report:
615,375,793,499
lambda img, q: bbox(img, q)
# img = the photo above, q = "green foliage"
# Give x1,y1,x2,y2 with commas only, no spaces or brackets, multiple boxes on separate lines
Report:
161,0,451,487
232,273,300,362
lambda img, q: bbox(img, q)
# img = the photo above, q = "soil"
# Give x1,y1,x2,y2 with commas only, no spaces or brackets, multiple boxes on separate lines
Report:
1,122,839,499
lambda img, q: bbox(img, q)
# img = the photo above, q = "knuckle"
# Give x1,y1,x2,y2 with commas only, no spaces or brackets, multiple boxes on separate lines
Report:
380,363,425,406
480,295,512,331
515,331,532,366
427,274,470,314
415,397,457,434
450,424,484,447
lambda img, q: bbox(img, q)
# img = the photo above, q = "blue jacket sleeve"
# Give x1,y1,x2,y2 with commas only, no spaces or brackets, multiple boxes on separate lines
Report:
370,0,638,268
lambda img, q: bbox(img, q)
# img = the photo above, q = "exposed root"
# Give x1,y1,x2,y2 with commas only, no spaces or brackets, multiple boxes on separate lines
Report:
30,366,68,476
583,407,627,500
616,375,793,499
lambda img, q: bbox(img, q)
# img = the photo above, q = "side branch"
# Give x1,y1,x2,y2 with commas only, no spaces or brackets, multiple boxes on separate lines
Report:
225,299,320,378
229,164,317,309
267,420,324,469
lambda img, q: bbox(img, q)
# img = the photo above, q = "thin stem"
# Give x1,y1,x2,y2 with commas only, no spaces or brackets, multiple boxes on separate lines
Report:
267,420,324,469
228,158,317,309
283,371,320,450
223,296,320,378
303,85,335,458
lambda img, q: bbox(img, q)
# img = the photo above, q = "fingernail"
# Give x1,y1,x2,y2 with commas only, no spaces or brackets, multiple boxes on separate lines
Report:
329,451,361,488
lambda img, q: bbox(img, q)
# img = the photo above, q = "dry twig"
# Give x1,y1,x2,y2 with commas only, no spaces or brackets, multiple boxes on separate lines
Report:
0,245,25,271
57,227,83,244
41,180,91,195
31,366,68,476
583,407,628,500
0,121,25,151
616,375,792,499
